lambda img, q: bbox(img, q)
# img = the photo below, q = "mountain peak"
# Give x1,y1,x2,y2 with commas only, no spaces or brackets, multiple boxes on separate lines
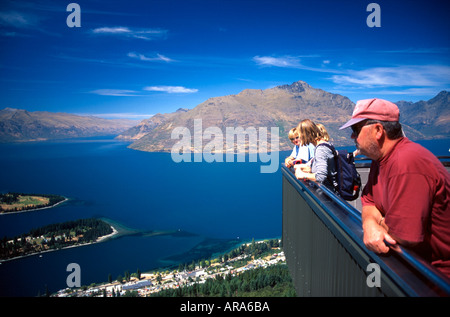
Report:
278,80,312,93
2,107,20,112
429,90,449,103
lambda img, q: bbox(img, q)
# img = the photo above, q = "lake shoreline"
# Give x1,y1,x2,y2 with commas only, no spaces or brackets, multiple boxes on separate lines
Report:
0,219,194,264
0,224,119,264
0,196,68,215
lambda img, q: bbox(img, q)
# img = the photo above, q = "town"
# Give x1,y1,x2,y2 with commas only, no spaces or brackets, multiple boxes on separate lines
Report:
53,239,291,297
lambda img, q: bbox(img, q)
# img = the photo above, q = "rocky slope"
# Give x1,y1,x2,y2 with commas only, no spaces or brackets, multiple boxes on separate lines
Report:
119,81,356,152
396,90,450,136
118,81,448,152
2,81,447,149
0,108,136,142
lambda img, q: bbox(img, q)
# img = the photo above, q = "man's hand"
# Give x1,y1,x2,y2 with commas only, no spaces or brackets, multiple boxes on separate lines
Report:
362,206,397,254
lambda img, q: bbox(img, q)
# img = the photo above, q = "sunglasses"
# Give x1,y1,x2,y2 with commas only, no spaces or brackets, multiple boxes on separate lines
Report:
351,120,380,137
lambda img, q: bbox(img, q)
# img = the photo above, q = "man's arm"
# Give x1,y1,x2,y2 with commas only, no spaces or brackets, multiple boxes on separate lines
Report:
362,205,397,254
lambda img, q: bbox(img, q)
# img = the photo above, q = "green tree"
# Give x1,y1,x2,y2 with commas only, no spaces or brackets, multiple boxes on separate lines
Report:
136,268,141,280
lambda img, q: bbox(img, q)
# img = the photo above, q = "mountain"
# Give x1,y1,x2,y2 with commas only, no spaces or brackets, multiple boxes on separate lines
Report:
117,108,189,141
2,83,448,148
118,81,357,152
0,108,136,143
396,90,450,136
118,81,449,153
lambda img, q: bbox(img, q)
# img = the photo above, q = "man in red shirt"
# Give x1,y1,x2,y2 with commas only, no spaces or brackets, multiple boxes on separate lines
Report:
340,98,450,279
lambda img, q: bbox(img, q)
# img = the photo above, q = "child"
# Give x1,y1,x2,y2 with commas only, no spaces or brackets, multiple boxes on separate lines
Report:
284,127,315,168
294,120,337,193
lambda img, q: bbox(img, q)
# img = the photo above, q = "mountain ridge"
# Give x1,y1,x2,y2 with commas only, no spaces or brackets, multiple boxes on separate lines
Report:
0,108,136,143
118,81,448,152
395,90,450,136
1,81,448,149
120,81,357,152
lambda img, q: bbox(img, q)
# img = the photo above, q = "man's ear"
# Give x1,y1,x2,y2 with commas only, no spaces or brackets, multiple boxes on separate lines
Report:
373,123,384,140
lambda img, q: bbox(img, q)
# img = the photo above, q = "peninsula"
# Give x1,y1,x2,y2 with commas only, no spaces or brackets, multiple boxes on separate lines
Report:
0,217,192,262
0,218,116,261
0,192,67,214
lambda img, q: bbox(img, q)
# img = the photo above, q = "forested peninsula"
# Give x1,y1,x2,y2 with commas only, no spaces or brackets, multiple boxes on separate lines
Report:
0,218,115,261
0,192,66,214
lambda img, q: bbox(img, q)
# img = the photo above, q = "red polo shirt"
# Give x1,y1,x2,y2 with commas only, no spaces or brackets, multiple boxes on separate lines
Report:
362,137,450,278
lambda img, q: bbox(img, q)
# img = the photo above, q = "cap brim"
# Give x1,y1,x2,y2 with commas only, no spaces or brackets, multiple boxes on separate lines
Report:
339,117,367,130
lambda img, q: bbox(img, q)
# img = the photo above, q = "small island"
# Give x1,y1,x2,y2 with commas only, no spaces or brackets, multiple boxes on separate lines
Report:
0,192,67,214
0,218,115,261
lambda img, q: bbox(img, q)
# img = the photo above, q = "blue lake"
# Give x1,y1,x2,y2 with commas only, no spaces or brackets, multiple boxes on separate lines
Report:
0,137,283,296
0,137,448,296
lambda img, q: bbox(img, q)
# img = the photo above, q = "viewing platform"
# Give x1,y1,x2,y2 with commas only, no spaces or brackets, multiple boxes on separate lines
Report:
281,157,450,297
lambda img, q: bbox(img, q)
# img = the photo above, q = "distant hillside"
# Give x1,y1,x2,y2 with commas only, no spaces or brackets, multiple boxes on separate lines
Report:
118,81,449,152
2,83,447,148
117,108,189,141
0,108,136,143
396,90,450,137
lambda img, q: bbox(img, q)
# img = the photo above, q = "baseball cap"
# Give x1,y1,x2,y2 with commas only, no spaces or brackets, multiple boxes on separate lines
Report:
339,98,400,130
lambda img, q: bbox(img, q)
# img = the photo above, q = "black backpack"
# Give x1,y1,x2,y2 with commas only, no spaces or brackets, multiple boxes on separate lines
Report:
317,143,362,201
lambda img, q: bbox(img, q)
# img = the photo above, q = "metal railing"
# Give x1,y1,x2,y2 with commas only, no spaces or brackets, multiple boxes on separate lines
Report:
282,163,450,297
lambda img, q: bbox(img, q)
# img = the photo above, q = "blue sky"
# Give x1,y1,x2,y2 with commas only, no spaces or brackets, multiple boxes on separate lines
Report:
0,0,449,120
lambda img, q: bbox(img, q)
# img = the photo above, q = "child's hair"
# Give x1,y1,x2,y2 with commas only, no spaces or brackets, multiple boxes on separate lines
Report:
288,128,298,140
296,119,320,146
316,123,330,141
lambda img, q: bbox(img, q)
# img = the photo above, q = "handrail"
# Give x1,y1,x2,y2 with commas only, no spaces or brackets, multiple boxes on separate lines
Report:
384,241,450,295
282,164,450,296
355,155,450,167
317,183,450,296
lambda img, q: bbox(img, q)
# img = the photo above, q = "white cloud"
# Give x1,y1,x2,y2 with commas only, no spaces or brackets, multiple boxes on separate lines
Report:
373,87,444,96
156,54,173,63
253,55,343,74
144,86,198,93
252,53,449,100
253,54,450,90
127,52,173,62
90,89,139,96
253,56,301,68
331,65,450,88
90,85,198,96
93,26,130,34
90,113,153,120
91,26,168,40
0,11,37,28
0,8,62,37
